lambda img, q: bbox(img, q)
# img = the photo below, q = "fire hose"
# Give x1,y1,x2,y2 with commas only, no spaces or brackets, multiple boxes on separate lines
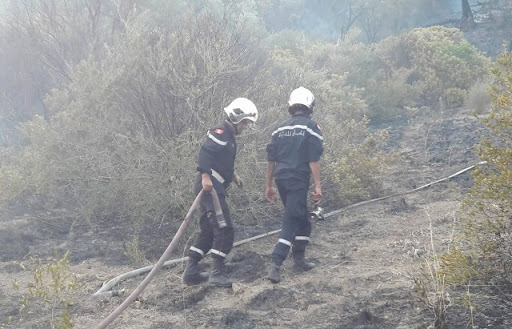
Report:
93,161,487,328
95,188,224,329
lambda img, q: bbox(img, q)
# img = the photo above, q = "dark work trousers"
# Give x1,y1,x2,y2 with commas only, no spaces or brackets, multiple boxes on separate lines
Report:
271,177,312,266
188,175,234,262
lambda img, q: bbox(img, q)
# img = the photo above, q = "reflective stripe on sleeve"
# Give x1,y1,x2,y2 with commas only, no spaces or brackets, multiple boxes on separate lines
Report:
207,131,228,145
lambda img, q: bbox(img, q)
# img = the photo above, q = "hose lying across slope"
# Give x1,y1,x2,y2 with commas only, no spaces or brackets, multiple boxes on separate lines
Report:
92,228,282,299
323,160,487,218
95,189,221,329
92,161,487,328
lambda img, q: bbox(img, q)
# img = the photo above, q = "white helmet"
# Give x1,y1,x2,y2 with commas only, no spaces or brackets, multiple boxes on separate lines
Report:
288,86,315,109
224,98,259,124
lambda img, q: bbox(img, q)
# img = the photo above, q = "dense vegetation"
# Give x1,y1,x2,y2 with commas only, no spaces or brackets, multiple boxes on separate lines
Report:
442,49,512,291
0,0,492,224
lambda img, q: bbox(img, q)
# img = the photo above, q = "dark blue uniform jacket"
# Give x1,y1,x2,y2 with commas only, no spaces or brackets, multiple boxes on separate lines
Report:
197,121,236,187
266,114,324,182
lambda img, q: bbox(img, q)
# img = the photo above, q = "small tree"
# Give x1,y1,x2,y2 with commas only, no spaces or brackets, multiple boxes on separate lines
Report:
462,49,512,278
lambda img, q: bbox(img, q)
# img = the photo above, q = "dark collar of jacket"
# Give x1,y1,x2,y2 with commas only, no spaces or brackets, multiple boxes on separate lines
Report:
221,120,236,139
291,113,311,119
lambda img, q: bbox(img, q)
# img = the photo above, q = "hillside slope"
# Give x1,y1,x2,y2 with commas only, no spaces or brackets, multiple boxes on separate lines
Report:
5,106,508,329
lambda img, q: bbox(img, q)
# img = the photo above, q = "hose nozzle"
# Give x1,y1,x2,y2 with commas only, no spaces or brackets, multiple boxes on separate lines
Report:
309,206,324,221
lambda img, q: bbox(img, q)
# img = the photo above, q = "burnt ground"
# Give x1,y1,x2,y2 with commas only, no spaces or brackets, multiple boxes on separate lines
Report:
2,106,512,329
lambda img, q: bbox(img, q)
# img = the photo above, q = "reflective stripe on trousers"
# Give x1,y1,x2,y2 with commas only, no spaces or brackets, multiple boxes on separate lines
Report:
188,175,234,260
271,178,312,265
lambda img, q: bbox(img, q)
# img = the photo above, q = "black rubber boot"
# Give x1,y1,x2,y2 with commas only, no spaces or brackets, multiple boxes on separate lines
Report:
292,251,315,273
208,257,233,287
182,257,209,286
267,263,281,283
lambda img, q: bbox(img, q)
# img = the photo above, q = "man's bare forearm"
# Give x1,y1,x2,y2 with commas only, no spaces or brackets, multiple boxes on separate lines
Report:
309,161,321,188
266,162,276,187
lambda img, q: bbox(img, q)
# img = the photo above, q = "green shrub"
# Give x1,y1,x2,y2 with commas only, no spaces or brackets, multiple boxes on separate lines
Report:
13,252,81,329
438,247,481,285
371,26,490,111
346,27,490,125
409,49,511,329
399,27,490,107
461,49,512,279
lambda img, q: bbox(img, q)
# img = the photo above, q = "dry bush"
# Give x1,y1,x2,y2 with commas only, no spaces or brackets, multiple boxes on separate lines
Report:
413,214,453,329
414,259,450,329
0,0,129,122
0,8,272,247
334,126,389,202
412,209,470,329
464,80,492,114
365,67,422,122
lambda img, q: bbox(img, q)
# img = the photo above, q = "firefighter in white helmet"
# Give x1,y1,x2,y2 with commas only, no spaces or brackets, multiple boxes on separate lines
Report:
182,97,258,287
265,87,324,283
